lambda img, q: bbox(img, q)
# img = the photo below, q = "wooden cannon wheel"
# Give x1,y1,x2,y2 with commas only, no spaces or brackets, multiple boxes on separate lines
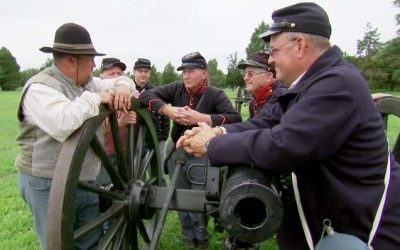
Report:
47,98,162,249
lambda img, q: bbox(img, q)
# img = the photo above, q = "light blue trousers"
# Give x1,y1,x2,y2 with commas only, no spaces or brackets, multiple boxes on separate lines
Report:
19,172,101,250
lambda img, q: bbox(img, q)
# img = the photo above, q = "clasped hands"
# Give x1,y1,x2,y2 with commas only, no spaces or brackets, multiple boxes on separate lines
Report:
173,106,205,126
176,122,220,157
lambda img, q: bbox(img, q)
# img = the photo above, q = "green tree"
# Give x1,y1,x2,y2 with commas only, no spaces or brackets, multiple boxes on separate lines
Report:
19,68,40,87
225,52,244,89
40,58,54,71
374,37,400,90
161,62,179,84
0,47,20,90
393,0,400,35
92,68,101,77
207,59,225,87
348,23,386,89
356,22,383,57
245,21,270,58
149,65,162,85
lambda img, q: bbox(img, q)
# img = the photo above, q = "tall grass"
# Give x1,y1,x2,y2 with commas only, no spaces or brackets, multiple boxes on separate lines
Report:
0,90,398,249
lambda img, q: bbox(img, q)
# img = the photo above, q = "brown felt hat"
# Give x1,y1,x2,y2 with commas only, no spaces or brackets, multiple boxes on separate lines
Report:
39,23,105,56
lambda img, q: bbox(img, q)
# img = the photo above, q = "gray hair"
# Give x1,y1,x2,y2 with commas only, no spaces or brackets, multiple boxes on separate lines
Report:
287,32,331,51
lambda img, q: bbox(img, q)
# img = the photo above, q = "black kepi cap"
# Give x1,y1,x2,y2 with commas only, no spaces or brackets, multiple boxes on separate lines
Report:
238,52,274,72
134,58,151,70
259,2,331,42
177,52,207,71
100,58,126,72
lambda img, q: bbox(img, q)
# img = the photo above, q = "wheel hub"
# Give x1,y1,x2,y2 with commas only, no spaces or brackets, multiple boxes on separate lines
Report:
128,180,155,220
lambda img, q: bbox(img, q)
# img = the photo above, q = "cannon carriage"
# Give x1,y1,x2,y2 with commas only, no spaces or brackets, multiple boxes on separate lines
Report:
232,87,252,113
46,94,400,249
46,98,283,249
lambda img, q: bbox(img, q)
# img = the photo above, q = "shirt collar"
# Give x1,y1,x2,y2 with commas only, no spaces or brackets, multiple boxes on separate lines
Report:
288,71,306,90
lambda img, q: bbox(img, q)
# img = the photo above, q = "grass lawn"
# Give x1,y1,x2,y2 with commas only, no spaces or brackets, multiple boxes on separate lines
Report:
0,89,398,249
0,91,20,176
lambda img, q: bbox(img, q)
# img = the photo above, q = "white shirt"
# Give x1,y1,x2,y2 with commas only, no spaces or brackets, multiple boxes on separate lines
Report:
289,72,306,90
23,76,134,142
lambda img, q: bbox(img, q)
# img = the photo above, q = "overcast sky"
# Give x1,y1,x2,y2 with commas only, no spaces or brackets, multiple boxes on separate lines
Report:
1,0,397,73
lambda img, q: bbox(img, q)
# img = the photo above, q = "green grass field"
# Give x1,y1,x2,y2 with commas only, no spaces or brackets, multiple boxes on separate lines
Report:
0,90,399,249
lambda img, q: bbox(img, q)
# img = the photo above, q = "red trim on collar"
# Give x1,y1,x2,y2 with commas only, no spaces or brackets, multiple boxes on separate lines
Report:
185,80,208,108
253,82,276,115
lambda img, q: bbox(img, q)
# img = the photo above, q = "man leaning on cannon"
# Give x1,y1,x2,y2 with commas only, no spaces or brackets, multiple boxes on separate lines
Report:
178,2,400,250
15,23,135,249
139,52,242,249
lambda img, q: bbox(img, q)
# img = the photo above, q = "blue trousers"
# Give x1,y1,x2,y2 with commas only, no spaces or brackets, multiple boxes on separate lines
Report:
19,172,101,250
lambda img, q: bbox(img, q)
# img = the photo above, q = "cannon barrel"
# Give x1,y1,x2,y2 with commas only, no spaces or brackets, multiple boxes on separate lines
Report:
219,166,283,243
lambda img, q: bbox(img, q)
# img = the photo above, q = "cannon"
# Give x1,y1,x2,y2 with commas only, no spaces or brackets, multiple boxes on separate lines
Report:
233,87,252,113
46,98,283,249
46,94,400,249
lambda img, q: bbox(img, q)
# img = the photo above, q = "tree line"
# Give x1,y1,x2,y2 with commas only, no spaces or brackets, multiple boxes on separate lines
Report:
1,1,399,91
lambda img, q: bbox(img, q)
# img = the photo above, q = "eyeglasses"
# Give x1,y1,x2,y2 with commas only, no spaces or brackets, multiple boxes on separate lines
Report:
240,70,267,78
268,37,298,57
135,68,151,74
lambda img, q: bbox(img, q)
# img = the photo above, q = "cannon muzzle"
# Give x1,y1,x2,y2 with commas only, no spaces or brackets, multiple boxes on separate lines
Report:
219,166,283,243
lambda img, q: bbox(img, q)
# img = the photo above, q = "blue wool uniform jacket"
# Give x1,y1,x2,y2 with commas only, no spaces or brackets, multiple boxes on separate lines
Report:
139,81,242,143
208,46,400,249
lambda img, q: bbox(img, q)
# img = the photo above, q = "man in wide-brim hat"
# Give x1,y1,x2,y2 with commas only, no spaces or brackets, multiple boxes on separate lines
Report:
15,23,135,249
237,52,287,118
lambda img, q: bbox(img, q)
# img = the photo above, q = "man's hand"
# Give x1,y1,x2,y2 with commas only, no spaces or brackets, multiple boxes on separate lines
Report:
176,126,203,148
114,85,131,113
178,122,217,157
98,92,114,109
174,106,211,126
119,111,137,127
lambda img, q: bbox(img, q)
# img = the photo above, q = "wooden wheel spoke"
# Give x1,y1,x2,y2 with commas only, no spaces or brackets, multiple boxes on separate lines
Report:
109,112,129,180
97,214,125,250
74,203,124,240
112,220,128,250
136,219,151,243
127,124,138,178
77,181,124,200
148,177,158,185
138,149,154,180
125,222,138,250
90,135,126,190
133,126,146,178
